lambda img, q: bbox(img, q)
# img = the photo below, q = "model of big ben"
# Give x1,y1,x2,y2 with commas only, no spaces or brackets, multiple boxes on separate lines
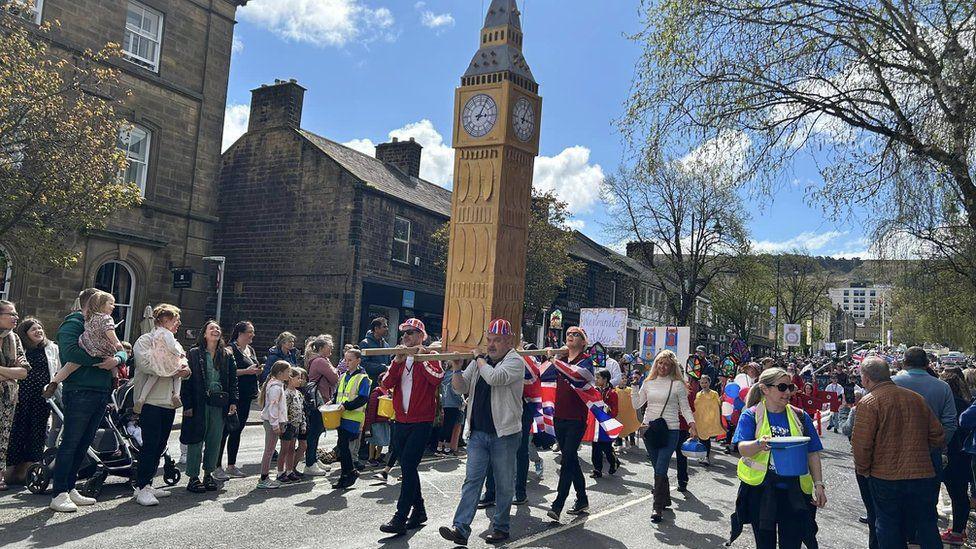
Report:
442,0,541,350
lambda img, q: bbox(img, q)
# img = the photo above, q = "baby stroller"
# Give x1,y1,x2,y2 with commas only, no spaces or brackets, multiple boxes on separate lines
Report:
26,381,181,497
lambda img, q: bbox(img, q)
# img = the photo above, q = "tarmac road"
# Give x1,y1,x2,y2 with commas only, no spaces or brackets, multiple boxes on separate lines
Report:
0,421,883,548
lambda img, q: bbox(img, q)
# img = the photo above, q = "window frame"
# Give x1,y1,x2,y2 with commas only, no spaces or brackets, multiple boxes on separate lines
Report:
391,216,412,264
123,0,164,72
118,123,151,196
93,260,136,342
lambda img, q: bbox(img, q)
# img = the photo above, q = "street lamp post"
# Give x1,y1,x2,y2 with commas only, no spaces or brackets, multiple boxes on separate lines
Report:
774,256,781,355
203,256,225,324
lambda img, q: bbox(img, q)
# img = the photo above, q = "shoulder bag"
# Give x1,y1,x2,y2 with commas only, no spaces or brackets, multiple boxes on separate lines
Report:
645,380,674,449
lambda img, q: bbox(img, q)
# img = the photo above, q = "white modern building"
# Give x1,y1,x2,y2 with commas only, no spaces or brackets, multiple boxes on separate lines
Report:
828,285,891,326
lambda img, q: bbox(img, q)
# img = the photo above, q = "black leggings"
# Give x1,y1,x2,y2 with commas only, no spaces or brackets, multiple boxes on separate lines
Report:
553,418,587,511
591,441,615,473
218,396,252,467
946,452,972,533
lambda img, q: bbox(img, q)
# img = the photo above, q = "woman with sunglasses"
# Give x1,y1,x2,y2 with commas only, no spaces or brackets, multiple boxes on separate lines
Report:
730,367,827,549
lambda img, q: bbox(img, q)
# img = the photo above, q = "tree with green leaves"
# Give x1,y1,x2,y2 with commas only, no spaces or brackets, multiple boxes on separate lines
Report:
431,190,583,328
890,265,976,351
625,1,976,283
0,3,141,270
710,256,774,341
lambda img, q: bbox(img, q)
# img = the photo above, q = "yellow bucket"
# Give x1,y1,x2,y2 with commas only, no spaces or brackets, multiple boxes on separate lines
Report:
320,404,343,429
378,395,395,419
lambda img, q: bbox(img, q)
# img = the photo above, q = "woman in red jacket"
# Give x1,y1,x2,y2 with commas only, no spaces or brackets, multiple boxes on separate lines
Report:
378,319,443,536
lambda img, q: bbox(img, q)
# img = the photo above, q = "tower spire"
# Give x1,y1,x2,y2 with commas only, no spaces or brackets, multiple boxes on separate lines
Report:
463,0,536,91
483,0,521,30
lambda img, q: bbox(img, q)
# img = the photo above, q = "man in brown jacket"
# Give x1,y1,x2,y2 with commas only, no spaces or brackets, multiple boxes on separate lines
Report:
852,357,944,549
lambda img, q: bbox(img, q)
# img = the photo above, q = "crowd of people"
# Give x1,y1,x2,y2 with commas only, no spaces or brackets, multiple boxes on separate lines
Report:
0,291,972,547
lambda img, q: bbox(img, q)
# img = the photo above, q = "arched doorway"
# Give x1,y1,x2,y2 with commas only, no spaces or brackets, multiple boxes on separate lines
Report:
94,260,135,341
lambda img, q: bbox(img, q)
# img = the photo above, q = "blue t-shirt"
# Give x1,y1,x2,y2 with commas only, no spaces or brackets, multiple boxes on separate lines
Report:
733,407,823,485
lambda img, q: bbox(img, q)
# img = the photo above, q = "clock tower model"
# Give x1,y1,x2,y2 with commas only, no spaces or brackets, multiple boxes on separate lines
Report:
443,0,542,350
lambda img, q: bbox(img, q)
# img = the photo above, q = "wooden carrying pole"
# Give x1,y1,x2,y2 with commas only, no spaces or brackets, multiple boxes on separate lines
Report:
360,346,569,362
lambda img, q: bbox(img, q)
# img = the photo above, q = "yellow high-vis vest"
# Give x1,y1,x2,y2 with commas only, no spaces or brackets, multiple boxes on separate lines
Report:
736,401,814,495
336,371,369,424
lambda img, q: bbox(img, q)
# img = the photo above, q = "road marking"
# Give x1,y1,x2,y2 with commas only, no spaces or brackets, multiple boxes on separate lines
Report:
507,492,654,548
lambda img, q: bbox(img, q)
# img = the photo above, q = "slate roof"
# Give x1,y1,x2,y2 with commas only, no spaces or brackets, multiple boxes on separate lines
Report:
463,45,535,83
484,0,521,30
298,129,452,219
570,231,653,281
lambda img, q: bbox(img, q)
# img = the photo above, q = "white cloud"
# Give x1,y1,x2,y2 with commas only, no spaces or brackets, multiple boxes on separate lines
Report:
222,103,250,152
752,230,847,253
680,130,753,184
533,146,606,215
342,119,454,187
343,124,606,211
342,138,376,157
564,219,586,231
388,120,455,186
232,35,244,54
414,1,454,30
240,0,394,48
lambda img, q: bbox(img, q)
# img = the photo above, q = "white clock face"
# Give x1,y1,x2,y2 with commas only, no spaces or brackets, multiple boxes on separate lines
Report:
512,97,535,142
462,94,498,137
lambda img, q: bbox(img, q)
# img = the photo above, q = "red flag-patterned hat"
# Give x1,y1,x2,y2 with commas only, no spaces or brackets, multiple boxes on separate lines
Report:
399,318,427,341
487,318,512,336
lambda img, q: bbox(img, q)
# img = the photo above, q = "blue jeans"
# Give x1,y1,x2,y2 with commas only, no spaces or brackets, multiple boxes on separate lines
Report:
305,409,324,467
484,402,536,501
869,476,941,549
453,430,520,538
644,429,680,476
52,390,110,495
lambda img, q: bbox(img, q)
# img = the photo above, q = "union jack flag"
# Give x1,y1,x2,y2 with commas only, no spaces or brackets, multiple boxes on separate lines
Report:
548,355,624,442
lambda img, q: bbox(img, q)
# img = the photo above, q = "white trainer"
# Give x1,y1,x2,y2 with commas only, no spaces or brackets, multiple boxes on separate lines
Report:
50,492,78,513
304,463,327,476
68,489,96,506
225,465,246,478
150,486,171,498
133,487,159,507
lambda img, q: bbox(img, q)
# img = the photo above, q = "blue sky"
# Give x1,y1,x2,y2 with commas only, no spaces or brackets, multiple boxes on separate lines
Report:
222,0,873,259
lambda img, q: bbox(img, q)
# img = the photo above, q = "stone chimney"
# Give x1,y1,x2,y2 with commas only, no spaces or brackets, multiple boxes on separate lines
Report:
626,241,655,267
248,79,306,131
375,137,423,178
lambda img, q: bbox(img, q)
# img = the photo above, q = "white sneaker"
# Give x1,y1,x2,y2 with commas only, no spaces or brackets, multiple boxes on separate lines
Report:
212,468,230,481
225,465,246,478
149,486,171,498
68,489,96,506
304,463,327,476
133,487,159,507
50,492,78,513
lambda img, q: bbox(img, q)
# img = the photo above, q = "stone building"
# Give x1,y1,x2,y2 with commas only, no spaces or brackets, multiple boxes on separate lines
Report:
2,0,245,342
215,80,452,352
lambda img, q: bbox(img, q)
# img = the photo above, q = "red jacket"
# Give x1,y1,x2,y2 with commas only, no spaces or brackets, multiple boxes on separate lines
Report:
381,357,443,423
599,386,619,418
363,387,388,430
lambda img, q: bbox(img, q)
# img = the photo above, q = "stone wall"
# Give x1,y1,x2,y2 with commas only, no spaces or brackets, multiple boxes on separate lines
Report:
6,0,239,342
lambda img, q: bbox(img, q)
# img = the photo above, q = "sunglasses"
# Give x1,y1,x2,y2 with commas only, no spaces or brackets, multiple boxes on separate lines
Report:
401,330,420,336
766,382,797,393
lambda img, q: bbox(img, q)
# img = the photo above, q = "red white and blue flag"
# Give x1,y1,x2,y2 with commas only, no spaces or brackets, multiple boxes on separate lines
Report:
522,356,553,437
547,355,624,442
